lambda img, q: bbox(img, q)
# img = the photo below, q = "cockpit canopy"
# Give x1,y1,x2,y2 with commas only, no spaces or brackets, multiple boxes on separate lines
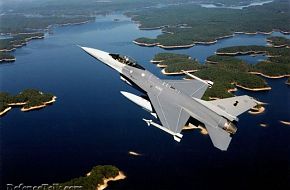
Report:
109,53,145,70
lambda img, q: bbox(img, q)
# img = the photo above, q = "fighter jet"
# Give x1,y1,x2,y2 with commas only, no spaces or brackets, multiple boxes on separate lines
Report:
80,46,259,151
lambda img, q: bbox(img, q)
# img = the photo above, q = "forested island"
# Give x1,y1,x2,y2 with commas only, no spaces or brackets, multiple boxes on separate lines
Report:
0,33,45,62
0,15,92,61
0,52,15,63
267,36,290,48
0,33,44,51
152,52,272,99
151,53,203,74
57,165,125,190
1,0,288,59
216,43,290,78
151,36,289,99
128,1,290,48
0,89,56,116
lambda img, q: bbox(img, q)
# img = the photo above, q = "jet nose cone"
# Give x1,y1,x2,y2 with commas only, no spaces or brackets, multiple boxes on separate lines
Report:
78,45,109,60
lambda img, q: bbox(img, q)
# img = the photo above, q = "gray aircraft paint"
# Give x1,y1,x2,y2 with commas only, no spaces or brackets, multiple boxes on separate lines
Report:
80,47,258,151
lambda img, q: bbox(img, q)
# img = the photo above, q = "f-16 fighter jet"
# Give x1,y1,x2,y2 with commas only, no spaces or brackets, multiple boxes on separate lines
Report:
80,46,259,151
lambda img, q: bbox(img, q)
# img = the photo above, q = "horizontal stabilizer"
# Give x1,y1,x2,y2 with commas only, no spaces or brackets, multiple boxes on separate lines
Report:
205,125,232,151
164,79,208,99
210,95,258,117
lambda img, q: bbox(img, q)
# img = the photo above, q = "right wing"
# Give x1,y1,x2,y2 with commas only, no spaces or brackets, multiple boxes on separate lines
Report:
164,79,208,99
204,124,232,151
147,92,190,140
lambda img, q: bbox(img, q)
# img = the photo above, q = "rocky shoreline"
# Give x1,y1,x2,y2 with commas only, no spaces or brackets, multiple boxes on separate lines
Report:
0,58,16,62
249,72,290,79
21,96,57,112
235,84,271,91
96,171,126,190
161,68,197,75
248,106,265,114
0,96,57,116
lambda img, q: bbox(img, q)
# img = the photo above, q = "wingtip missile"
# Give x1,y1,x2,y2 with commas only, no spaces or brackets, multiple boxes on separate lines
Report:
181,70,214,88
142,118,183,142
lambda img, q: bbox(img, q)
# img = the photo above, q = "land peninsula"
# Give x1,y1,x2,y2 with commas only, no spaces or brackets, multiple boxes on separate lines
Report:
0,15,93,62
0,33,45,63
0,89,56,116
0,52,16,63
57,165,125,190
152,53,268,99
128,1,290,48
1,0,196,61
151,38,290,100
216,44,290,78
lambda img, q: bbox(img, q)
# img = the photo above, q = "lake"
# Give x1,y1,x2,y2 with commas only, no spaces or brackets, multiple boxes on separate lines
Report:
0,13,289,189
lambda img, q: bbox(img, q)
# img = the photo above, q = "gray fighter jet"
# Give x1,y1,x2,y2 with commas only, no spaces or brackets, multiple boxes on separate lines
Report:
80,46,259,151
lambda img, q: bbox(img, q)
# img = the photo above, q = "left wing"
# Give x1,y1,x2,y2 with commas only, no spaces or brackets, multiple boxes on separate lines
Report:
147,92,190,141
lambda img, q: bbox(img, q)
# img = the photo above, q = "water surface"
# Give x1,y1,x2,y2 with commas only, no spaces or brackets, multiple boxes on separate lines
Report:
0,13,289,190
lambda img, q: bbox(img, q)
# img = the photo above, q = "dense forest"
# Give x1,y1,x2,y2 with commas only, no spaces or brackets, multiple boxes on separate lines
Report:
59,165,120,190
152,36,290,99
0,89,55,115
0,33,44,51
129,1,290,47
152,51,275,99
0,52,15,62
216,43,290,76
267,36,290,47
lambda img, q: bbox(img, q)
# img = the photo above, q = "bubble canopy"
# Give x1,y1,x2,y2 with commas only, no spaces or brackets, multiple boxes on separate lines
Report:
109,53,145,70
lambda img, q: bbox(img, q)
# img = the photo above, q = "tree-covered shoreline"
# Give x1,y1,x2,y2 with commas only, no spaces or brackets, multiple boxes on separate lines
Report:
151,37,289,99
0,89,56,116
58,165,124,190
128,1,290,48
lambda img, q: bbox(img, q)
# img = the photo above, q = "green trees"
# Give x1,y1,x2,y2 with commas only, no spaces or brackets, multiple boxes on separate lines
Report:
130,1,290,47
153,52,190,61
0,52,15,63
151,52,272,100
0,89,55,115
267,36,290,47
60,165,120,190
152,53,200,73
216,43,290,77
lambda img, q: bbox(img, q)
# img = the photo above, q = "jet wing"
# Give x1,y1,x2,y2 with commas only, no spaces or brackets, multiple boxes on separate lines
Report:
147,92,190,139
204,124,232,151
164,79,208,99
210,95,258,117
